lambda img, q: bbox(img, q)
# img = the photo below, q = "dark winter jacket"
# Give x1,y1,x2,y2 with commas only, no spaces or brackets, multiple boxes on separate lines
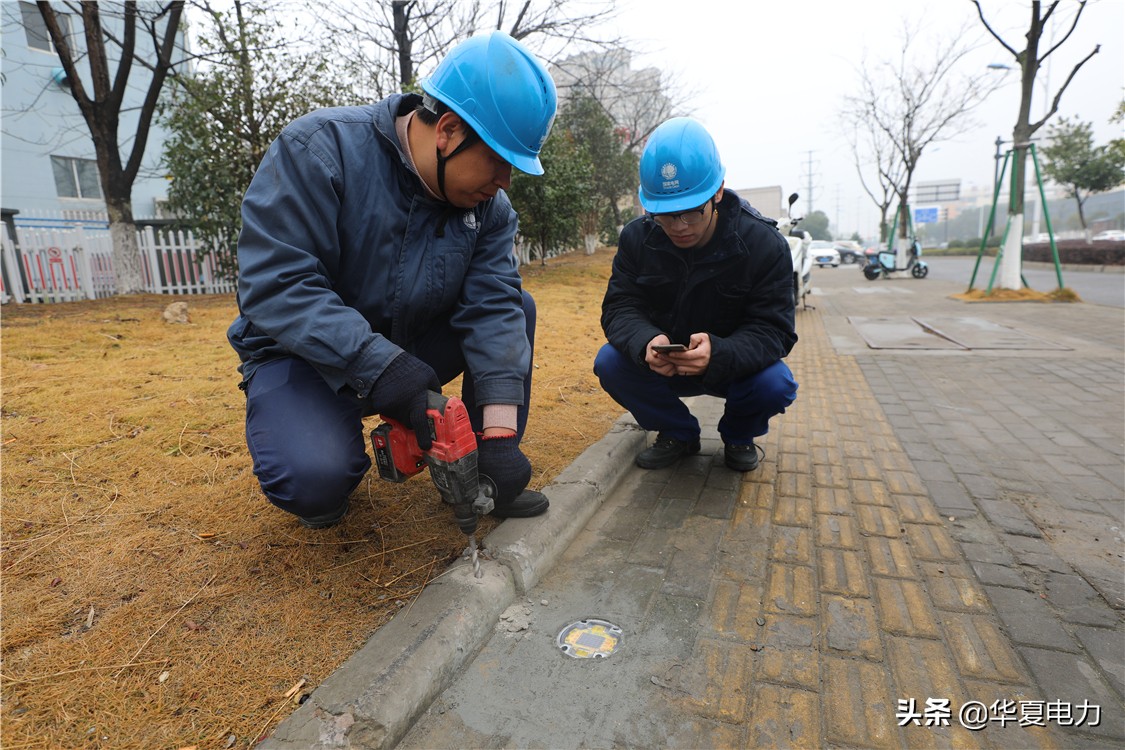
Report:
227,93,528,407
601,192,797,388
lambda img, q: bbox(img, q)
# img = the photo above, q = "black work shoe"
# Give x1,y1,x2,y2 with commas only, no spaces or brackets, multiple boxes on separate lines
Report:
724,442,761,472
298,499,349,529
490,489,550,519
635,434,701,470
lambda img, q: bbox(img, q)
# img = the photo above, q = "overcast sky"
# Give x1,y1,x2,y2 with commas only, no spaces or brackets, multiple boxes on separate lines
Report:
614,0,1123,238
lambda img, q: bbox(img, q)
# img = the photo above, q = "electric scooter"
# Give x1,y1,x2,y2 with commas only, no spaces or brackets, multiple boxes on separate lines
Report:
863,239,929,279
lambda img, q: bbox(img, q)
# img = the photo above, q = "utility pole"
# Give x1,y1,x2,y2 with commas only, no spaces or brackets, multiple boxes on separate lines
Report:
834,184,841,238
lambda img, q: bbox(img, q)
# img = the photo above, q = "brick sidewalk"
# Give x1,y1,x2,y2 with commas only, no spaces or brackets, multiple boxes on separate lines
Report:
398,290,1122,749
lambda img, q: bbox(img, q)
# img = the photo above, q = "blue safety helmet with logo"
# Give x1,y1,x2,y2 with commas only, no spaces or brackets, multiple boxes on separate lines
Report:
638,117,726,214
420,31,557,176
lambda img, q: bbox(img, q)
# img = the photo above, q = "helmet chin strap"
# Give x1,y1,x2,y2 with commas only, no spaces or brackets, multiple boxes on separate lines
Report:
435,129,480,202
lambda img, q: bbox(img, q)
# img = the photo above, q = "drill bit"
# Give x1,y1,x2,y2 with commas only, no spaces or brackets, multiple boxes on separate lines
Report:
468,533,482,579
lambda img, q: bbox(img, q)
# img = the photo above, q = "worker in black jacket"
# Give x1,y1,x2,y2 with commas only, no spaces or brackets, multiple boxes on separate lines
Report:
595,117,798,472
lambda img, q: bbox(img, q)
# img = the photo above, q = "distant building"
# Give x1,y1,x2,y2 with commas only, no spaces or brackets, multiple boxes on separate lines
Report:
1,2,183,225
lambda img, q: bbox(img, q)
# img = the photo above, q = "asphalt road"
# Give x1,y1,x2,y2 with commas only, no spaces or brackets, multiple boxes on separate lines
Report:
831,255,1124,308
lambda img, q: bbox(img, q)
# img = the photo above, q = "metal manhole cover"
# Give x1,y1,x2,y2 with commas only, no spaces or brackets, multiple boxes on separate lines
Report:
556,619,622,659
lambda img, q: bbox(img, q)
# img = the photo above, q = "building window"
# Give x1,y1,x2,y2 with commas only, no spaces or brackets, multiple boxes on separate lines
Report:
51,156,103,200
20,1,71,53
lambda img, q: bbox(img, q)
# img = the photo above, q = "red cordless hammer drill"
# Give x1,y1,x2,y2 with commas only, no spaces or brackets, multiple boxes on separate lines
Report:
370,392,495,576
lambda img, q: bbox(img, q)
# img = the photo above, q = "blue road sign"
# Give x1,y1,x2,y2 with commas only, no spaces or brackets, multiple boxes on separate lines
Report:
914,207,939,225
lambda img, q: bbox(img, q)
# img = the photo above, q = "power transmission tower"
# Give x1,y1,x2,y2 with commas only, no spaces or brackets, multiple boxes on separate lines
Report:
800,150,819,213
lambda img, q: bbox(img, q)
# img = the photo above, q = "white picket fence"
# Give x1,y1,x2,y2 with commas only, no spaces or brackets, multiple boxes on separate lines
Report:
1,221,236,304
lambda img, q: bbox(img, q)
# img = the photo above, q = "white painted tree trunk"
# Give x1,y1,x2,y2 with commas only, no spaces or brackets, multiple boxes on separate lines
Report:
110,220,146,294
998,213,1024,290
583,233,597,255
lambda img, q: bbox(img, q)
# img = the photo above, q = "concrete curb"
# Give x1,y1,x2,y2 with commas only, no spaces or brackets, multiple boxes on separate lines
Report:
259,416,647,750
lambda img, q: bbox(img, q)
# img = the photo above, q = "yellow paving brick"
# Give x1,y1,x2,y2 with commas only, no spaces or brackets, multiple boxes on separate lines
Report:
810,429,836,448
814,463,850,488
681,640,756,722
748,684,820,749
874,578,942,638
776,471,812,500
822,594,882,661
846,456,883,481
942,613,1029,683
888,638,986,749
738,480,774,511
772,495,813,527
852,479,893,506
813,487,851,515
770,525,814,564
823,657,899,748
893,493,944,524
875,448,915,473
709,579,765,640
818,548,870,598
811,444,845,466
920,562,991,612
856,504,903,537
884,469,928,496
715,644,755,722
841,438,874,459
816,513,861,549
778,451,812,474
866,537,917,578
757,614,819,690
905,522,962,561
765,563,817,616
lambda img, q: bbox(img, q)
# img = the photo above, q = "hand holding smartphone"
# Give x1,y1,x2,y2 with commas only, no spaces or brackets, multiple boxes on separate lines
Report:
652,343,687,353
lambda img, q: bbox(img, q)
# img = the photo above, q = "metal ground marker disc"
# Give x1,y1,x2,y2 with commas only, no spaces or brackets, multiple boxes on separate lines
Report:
556,619,623,659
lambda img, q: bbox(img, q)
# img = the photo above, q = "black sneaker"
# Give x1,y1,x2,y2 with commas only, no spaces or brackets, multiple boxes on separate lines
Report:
635,434,701,470
724,442,761,472
298,499,349,529
489,489,550,519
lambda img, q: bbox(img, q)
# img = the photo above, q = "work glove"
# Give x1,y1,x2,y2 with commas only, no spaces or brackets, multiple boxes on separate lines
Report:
369,353,440,450
476,434,532,505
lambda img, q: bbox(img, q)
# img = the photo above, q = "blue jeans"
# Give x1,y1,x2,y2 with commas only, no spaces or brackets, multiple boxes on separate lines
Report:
243,291,536,519
593,343,796,444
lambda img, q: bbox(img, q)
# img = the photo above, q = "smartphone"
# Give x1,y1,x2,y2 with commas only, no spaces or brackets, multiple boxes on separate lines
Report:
652,343,687,353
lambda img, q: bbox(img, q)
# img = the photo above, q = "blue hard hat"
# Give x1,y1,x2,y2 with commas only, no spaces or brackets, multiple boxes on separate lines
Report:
421,31,557,176
638,117,726,213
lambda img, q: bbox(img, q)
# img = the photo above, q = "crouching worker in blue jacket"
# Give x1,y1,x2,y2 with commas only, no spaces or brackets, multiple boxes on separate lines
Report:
228,32,557,528
595,118,798,472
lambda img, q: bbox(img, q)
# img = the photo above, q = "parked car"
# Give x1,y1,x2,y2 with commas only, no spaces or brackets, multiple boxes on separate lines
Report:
1092,229,1125,241
833,240,865,264
809,240,840,267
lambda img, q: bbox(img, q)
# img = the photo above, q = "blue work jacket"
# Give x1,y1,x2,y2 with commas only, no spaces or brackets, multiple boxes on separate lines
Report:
227,93,528,407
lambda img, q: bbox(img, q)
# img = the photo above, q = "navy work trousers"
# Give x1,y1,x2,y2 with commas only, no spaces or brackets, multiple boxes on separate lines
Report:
593,343,797,445
243,291,536,520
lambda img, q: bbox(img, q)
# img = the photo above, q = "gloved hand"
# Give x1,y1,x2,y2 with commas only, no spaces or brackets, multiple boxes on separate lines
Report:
476,434,532,505
369,353,440,450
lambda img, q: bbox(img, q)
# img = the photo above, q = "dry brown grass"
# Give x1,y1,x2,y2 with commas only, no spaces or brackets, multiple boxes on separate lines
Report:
952,286,1083,303
1,248,621,749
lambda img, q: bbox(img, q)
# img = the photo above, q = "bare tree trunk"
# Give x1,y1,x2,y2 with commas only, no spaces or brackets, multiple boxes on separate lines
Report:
975,0,1101,289
392,0,413,88
39,0,184,296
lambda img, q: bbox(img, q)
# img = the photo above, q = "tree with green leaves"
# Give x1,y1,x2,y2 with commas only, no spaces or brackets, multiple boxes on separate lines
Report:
507,130,596,265
800,210,831,241
159,1,364,278
554,94,638,247
1040,117,1125,240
